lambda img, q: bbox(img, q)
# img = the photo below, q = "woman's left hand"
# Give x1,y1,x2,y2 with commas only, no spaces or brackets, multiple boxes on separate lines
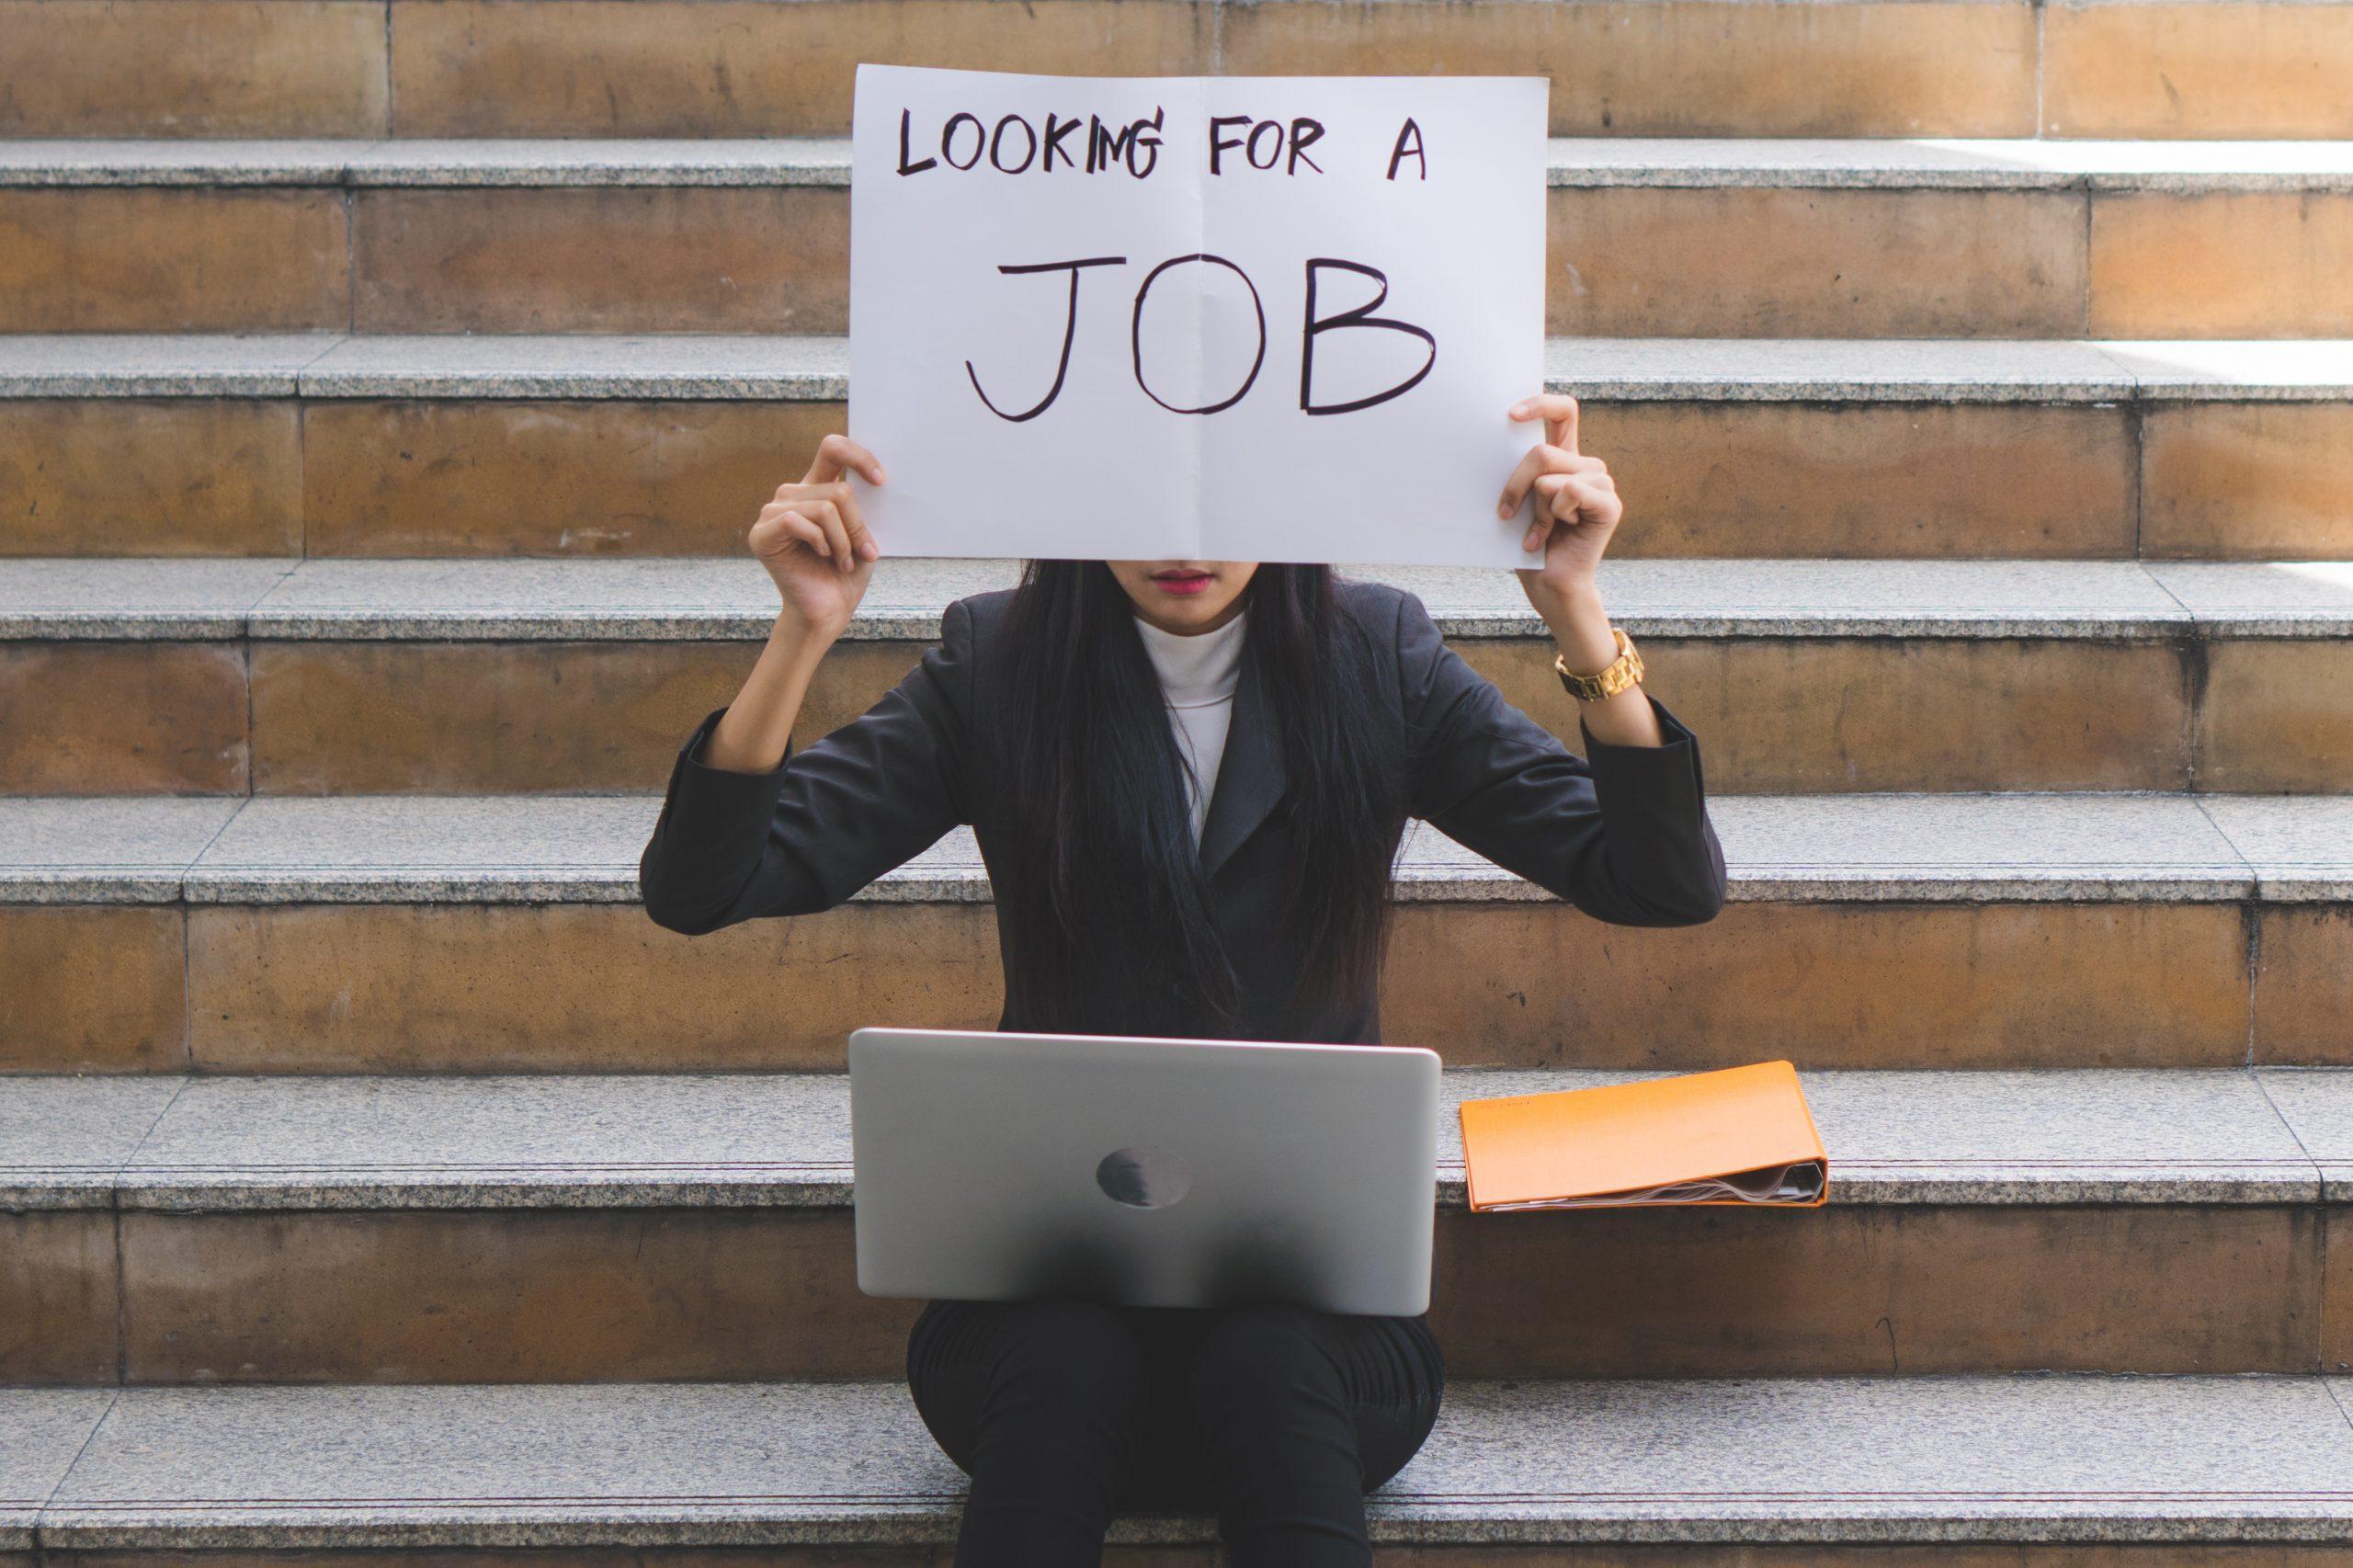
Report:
1492,392,1661,746
1496,392,1620,623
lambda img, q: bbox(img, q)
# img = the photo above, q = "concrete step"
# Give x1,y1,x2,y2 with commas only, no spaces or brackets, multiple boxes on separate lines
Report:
8,139,2353,338
5,1066,2348,1382
4,791,2347,1075
9,333,2352,561
6,0,2352,140
8,1374,2353,1557
6,556,2352,796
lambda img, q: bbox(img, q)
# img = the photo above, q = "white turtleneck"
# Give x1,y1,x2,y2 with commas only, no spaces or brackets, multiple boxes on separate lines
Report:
1133,609,1246,845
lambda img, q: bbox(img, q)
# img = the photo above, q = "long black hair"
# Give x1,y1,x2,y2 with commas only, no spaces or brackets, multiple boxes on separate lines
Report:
998,561,1404,1037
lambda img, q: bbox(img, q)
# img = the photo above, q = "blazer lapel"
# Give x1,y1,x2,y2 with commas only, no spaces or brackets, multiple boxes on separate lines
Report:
1195,661,1286,881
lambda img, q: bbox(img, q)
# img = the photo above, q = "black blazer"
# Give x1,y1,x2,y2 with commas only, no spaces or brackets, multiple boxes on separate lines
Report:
640,578,1728,1044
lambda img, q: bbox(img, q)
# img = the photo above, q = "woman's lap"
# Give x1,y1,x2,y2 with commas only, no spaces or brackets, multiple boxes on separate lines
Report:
905,1296,1446,1512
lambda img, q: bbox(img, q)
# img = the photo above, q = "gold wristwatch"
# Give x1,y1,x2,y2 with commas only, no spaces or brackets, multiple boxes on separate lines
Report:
1553,628,1644,702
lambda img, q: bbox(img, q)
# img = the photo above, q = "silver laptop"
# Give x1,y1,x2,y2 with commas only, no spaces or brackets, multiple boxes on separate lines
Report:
849,1027,1441,1316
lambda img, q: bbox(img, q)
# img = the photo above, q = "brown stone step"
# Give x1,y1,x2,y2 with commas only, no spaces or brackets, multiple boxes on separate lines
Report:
7,0,2352,138
6,334,2353,559
3,792,2346,1074
7,141,2352,337
4,1067,2338,1383
8,558,2352,795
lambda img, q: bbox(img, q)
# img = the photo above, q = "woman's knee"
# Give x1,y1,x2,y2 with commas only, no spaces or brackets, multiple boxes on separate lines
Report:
917,1298,1148,1404
1003,1298,1148,1387
908,1298,1151,1473
1188,1303,1345,1412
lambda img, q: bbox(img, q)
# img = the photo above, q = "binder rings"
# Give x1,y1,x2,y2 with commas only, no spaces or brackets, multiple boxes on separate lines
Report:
1458,1061,1829,1212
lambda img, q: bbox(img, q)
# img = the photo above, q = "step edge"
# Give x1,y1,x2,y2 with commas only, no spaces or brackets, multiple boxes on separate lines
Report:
8,137,2353,193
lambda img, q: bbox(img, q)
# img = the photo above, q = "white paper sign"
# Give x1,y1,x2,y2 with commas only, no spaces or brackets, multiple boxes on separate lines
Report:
849,65,1550,568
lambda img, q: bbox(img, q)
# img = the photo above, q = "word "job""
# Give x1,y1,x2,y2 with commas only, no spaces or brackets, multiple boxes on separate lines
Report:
965,253,1438,423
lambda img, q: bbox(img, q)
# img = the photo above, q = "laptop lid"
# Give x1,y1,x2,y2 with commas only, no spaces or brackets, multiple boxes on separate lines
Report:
850,1027,1441,1316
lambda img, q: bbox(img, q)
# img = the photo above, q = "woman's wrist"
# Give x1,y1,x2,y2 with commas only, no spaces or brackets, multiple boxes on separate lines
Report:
1534,580,1665,746
704,618,829,775
1536,582,1618,676
769,606,845,670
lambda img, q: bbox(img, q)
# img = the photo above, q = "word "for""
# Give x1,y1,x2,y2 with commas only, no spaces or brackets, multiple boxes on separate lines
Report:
964,254,1438,423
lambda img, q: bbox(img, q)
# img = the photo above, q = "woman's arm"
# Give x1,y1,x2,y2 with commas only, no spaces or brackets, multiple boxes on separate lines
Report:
1495,392,1663,750
1398,392,1727,926
639,436,971,934
700,434,886,773
1400,596,1726,926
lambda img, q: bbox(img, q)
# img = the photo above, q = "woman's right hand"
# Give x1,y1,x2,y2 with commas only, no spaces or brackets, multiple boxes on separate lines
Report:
752,434,887,640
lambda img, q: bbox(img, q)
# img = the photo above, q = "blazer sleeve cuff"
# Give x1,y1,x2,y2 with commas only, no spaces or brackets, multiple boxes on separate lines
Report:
1578,694,1710,813
662,705,794,842
683,699,790,773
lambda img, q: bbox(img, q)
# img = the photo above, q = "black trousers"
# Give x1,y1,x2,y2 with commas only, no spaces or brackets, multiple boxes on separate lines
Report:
905,1297,1446,1568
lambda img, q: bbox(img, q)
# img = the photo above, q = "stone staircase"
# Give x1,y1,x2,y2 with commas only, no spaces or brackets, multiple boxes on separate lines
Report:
6,1064,2349,1384
6,0,2353,1556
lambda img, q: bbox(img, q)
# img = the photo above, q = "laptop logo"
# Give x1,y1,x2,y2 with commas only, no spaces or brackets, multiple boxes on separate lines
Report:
1097,1146,1193,1209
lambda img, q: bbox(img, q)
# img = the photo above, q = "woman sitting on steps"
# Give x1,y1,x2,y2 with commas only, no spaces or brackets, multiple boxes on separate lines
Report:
637,392,1728,1568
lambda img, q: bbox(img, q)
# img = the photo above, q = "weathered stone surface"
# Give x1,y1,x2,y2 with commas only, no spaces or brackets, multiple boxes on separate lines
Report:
1461,635,2197,792
1386,901,2254,1071
2143,403,2353,560
0,642,250,794
389,0,1213,137
0,789,2321,1068
2190,641,2353,793
26,134,2353,196
0,1211,119,1383
1421,398,2126,558
351,188,848,335
0,906,188,1071
2247,909,2353,1067
2091,191,2353,338
243,634,2202,793
0,1387,114,1547
1434,1201,2317,1376
0,399,302,557
2044,0,2353,138
74,1202,2323,1380
249,642,758,794
0,1,388,137
19,164,2353,337
0,799,242,904
34,1541,2353,1567
0,1064,2307,1212
183,903,1003,1072
1218,1,2039,137
165,898,2264,1073
37,1377,2353,1548
1548,186,2086,337
119,1210,916,1383
300,399,841,556
0,189,347,332
0,1075,183,1210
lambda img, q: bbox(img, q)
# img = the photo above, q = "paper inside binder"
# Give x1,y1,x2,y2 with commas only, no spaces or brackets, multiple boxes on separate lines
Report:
1477,1159,1828,1211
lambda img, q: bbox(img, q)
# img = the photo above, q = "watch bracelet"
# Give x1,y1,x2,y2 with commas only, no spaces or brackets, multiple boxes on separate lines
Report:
1553,627,1643,702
